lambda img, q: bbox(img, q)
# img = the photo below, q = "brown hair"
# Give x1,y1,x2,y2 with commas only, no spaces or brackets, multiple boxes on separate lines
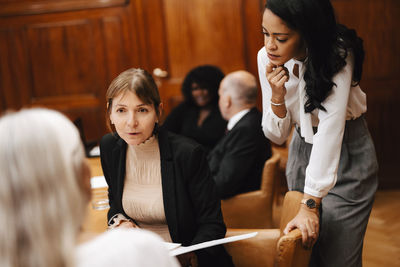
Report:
106,68,161,132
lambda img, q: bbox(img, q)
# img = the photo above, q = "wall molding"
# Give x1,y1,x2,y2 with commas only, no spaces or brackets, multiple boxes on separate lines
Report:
0,0,129,17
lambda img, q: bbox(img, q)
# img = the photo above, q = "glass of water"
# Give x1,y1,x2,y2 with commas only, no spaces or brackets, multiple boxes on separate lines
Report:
91,189,110,210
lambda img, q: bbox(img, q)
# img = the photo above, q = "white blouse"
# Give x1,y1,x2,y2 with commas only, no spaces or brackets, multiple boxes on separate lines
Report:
257,47,367,197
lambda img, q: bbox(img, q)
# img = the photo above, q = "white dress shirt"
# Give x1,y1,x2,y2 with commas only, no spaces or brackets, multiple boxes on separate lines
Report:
257,47,367,197
227,109,250,131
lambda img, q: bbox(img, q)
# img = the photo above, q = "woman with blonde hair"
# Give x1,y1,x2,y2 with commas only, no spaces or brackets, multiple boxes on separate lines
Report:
0,108,179,267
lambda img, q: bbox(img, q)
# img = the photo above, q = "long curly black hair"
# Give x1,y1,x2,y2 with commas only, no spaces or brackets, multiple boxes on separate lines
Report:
181,65,225,106
265,0,365,113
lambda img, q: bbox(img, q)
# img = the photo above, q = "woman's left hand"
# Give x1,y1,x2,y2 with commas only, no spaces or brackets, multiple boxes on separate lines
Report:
283,205,320,249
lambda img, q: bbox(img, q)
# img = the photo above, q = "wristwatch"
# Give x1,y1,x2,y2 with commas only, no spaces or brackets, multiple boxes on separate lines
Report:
301,198,320,209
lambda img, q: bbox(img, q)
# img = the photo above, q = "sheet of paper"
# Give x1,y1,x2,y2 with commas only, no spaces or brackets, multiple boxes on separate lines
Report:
169,232,258,256
89,146,100,157
90,176,108,189
164,242,182,251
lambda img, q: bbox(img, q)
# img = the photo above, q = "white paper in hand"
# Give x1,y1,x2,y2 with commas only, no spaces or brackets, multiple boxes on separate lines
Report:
169,232,258,256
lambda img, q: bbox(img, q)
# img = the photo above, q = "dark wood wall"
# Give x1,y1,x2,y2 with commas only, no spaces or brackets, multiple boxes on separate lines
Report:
0,0,399,188
0,0,142,140
0,0,265,139
332,0,400,189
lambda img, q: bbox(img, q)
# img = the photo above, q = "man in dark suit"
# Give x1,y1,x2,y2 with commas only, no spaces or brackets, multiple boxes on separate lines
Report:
207,70,271,199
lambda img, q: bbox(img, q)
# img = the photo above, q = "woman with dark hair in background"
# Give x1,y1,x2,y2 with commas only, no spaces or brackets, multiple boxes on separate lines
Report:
258,0,378,266
163,65,227,152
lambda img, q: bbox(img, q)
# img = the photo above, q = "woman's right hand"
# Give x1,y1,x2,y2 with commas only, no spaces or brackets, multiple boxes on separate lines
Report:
266,62,289,103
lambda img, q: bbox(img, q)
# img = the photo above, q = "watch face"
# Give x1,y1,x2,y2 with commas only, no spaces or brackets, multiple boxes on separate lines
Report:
306,199,316,209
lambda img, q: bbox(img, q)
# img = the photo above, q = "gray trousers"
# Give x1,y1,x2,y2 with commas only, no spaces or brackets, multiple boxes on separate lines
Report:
286,116,378,267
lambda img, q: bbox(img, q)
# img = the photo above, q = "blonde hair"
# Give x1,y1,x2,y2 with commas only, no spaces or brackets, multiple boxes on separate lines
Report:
0,108,87,267
106,68,161,131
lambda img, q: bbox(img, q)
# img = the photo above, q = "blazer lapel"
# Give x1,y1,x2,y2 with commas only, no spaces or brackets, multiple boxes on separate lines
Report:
158,129,179,241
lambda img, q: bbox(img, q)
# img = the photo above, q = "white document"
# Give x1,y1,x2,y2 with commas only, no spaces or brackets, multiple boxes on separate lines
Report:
168,232,258,256
164,242,182,251
89,146,100,157
90,176,108,189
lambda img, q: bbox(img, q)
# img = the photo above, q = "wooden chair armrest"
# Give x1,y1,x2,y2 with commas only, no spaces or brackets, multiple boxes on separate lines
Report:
225,228,281,267
279,228,302,242
222,190,264,203
276,229,311,267
226,228,280,237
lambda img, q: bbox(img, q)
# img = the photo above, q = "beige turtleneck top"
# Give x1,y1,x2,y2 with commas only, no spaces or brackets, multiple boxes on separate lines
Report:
122,135,172,242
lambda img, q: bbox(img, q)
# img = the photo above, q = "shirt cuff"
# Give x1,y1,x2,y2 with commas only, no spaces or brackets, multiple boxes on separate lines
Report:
262,108,291,145
108,213,131,228
303,186,325,198
268,104,289,121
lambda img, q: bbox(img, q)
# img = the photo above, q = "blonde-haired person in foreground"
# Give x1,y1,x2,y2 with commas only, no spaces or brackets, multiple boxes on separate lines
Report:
0,108,179,267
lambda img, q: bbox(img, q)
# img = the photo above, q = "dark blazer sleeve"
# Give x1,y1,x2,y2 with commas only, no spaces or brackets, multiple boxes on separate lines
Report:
99,133,126,221
185,145,226,244
160,130,233,266
186,145,235,266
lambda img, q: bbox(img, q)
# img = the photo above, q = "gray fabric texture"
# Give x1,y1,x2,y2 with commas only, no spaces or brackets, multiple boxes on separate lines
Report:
286,115,378,267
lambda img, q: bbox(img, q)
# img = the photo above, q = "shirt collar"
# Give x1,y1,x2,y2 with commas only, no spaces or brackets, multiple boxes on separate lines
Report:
227,109,250,130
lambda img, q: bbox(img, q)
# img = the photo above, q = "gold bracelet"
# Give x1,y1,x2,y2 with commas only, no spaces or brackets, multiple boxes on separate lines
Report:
270,100,285,106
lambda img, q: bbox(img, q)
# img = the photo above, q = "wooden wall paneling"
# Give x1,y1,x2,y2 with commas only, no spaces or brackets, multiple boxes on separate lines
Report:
27,20,97,97
134,0,168,72
0,2,143,141
242,0,265,108
164,0,247,76
362,82,400,189
0,0,128,16
154,0,264,118
0,28,32,110
25,18,107,140
0,91,4,111
102,14,134,81
332,0,400,80
332,0,400,188
242,0,264,76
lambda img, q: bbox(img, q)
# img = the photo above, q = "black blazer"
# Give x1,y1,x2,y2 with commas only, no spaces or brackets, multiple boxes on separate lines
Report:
207,108,272,199
100,128,233,266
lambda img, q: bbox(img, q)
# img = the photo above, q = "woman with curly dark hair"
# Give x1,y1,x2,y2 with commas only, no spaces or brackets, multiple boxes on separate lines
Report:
257,0,378,266
163,65,227,152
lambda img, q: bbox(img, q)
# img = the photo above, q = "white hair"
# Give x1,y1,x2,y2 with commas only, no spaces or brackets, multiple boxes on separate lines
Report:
222,70,258,105
0,108,87,267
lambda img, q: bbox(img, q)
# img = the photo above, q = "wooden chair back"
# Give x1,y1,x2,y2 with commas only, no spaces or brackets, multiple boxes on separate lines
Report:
221,153,280,228
224,191,312,267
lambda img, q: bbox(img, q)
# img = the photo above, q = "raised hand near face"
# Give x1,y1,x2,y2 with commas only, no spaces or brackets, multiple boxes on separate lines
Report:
266,62,289,104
